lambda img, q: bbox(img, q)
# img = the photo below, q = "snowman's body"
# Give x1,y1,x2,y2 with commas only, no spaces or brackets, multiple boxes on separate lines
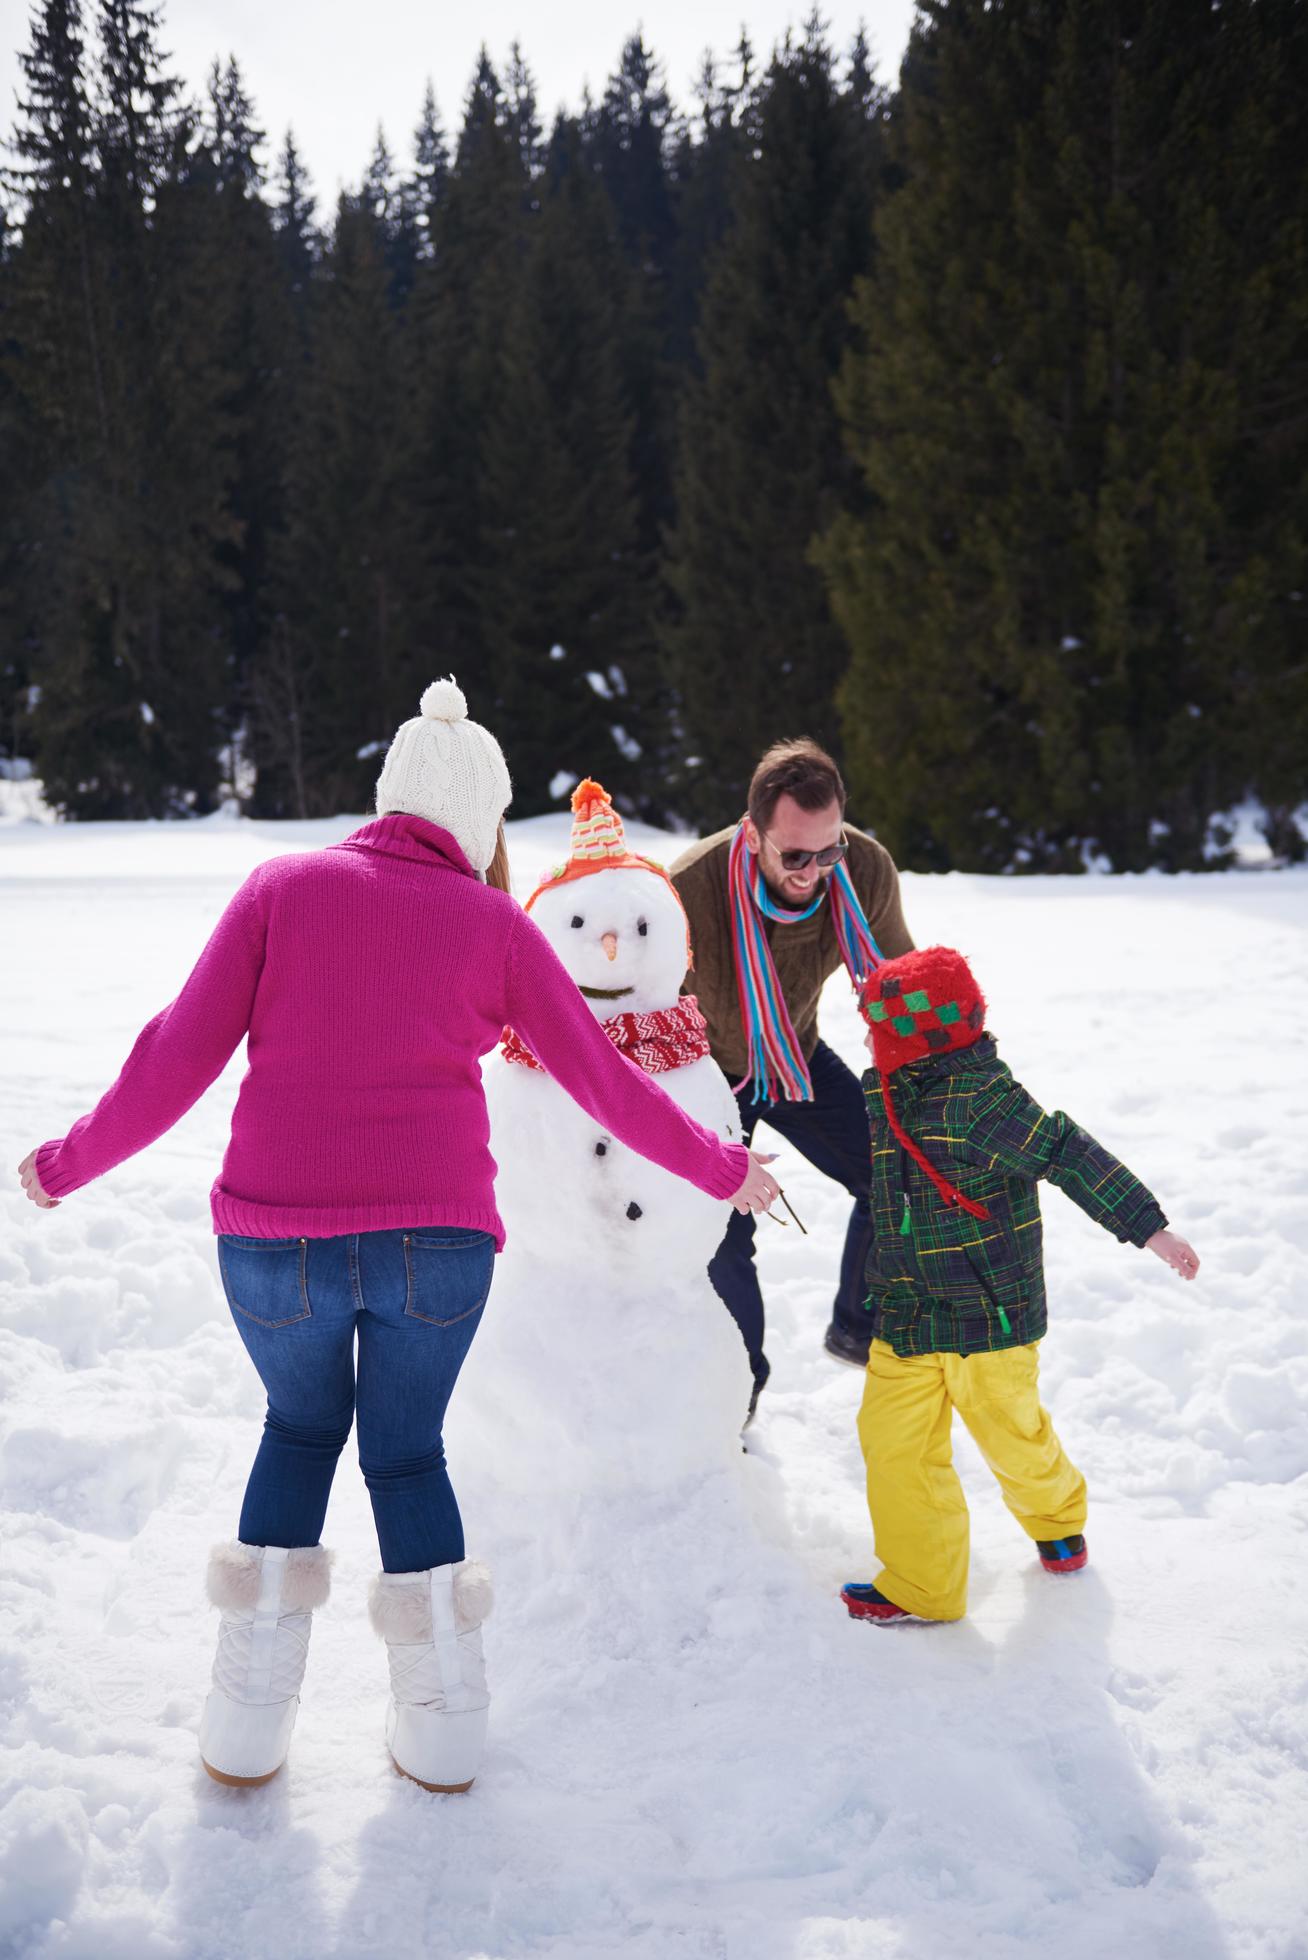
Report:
487,1046,738,1280
479,860,752,1481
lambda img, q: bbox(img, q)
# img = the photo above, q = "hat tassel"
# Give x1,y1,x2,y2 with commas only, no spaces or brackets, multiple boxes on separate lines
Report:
880,1080,991,1222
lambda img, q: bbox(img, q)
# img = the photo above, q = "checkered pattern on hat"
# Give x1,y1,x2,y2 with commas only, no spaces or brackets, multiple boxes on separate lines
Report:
860,947,986,1077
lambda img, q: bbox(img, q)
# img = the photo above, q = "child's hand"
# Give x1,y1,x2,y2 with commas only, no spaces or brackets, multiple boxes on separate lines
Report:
1146,1228,1199,1280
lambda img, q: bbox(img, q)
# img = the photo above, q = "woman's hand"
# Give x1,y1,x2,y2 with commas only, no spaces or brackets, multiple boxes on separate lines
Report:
17,1150,59,1209
1146,1228,1199,1279
730,1149,782,1216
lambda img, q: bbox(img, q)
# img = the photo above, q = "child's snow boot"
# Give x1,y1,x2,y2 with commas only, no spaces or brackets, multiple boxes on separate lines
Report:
1037,1534,1088,1574
367,1558,493,1793
840,1582,922,1624
198,1539,335,1786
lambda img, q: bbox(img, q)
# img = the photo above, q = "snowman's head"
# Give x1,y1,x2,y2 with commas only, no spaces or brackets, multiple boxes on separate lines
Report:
529,867,691,1018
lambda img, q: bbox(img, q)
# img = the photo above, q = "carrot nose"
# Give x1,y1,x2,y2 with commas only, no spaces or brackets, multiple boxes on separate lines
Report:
601,932,619,962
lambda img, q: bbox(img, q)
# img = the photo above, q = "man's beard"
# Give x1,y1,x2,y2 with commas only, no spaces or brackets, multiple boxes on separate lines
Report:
761,866,834,908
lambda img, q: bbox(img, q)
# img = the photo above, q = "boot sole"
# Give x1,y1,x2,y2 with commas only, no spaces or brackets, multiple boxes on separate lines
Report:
202,1757,282,1787
389,1752,473,1794
841,1586,938,1626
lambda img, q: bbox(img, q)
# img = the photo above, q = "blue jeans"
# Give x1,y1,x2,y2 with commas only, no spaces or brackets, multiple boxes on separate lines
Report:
707,1039,874,1383
216,1226,495,1573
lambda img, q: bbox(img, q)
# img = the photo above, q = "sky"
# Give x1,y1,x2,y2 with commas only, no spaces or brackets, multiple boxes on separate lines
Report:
2,1,920,204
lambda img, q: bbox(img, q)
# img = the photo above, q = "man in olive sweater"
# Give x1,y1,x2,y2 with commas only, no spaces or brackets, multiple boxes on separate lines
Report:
670,739,914,1414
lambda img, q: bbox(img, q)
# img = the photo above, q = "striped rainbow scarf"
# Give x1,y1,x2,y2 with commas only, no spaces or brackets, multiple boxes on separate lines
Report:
728,819,885,1103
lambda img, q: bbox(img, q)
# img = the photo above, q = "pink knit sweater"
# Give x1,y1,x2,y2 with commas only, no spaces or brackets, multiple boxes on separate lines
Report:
35,814,750,1247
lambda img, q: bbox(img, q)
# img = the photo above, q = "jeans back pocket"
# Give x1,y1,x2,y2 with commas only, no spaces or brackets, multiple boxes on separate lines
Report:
217,1235,312,1328
402,1230,495,1327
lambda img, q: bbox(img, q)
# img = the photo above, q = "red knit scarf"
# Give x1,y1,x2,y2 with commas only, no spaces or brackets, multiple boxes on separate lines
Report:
501,994,712,1076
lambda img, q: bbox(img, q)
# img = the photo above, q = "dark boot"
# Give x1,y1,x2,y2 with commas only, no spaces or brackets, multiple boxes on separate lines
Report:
1036,1534,1088,1574
840,1582,922,1624
823,1321,870,1367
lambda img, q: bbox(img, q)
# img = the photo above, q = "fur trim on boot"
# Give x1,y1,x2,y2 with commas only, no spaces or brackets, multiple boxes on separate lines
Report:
206,1539,335,1615
367,1558,493,1641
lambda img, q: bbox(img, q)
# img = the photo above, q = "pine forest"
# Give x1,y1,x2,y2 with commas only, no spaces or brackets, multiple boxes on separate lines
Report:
2,0,1305,870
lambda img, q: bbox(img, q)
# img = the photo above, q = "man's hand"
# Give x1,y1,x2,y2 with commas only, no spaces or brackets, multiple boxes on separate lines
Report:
17,1150,59,1209
730,1149,781,1215
1146,1228,1199,1279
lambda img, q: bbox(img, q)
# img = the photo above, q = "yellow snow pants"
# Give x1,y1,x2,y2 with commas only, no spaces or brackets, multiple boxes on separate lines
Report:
856,1337,1087,1622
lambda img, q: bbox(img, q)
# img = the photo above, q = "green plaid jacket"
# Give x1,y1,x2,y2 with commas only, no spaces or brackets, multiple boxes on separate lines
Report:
862,1036,1168,1357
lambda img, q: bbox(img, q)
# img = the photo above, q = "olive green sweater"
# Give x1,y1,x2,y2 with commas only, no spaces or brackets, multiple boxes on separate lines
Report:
668,825,914,1086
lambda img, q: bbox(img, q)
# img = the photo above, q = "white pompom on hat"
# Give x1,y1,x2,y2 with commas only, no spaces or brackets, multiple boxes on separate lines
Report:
373,676,512,872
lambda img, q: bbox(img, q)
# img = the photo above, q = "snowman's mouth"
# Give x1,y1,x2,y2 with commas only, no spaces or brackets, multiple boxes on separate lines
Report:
580,984,635,1000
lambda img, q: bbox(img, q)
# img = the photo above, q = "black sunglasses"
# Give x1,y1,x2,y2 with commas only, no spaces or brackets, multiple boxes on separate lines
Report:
761,831,849,873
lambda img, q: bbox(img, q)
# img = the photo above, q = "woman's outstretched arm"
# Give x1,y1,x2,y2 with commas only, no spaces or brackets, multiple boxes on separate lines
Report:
22,869,268,1204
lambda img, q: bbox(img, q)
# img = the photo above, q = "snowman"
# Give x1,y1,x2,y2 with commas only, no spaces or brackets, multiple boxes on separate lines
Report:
478,780,753,1480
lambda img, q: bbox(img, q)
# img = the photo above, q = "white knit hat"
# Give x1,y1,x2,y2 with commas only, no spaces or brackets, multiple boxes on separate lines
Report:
374,678,511,872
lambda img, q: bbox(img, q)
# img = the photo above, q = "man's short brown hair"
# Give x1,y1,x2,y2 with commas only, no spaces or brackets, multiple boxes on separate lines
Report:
747,739,846,831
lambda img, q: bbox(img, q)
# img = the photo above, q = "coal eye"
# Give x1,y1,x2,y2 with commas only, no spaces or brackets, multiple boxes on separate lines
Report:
571,915,584,929
637,919,648,937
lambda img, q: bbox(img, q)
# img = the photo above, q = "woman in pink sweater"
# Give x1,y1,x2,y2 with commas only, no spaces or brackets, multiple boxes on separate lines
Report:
17,680,778,1797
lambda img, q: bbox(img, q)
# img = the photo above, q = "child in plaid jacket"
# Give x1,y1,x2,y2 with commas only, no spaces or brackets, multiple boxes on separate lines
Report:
842,946,1199,1625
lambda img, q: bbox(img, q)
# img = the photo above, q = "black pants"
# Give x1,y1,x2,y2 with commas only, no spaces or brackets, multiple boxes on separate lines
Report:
707,1039,873,1384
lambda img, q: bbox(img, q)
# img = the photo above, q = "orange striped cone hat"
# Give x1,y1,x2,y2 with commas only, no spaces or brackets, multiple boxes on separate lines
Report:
524,778,692,965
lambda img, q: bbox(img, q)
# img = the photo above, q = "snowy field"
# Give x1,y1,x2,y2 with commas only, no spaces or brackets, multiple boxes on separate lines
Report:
2,804,1307,1960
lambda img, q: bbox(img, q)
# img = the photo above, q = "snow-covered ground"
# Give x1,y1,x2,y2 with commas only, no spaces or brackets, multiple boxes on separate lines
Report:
2,805,1306,1960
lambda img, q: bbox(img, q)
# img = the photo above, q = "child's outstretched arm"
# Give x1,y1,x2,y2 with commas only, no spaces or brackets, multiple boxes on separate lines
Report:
962,1077,1200,1279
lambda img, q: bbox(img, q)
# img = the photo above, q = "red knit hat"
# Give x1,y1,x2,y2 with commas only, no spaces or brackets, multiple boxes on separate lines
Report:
858,947,990,1221
858,947,987,1075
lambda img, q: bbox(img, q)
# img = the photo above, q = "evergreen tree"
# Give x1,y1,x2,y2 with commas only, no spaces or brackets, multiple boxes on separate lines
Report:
262,190,423,814
504,42,544,184
0,195,33,770
661,14,888,827
7,0,239,815
363,123,421,306
410,51,532,709
666,35,759,371
585,34,679,557
819,0,1308,872
272,126,316,297
589,32,676,270
95,0,185,199
3,1,101,785
5,0,106,463
474,115,652,812
195,58,299,811
203,53,263,194
397,81,447,270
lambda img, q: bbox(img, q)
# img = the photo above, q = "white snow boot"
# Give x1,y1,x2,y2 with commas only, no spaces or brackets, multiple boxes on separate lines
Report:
367,1558,493,1793
198,1539,335,1787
